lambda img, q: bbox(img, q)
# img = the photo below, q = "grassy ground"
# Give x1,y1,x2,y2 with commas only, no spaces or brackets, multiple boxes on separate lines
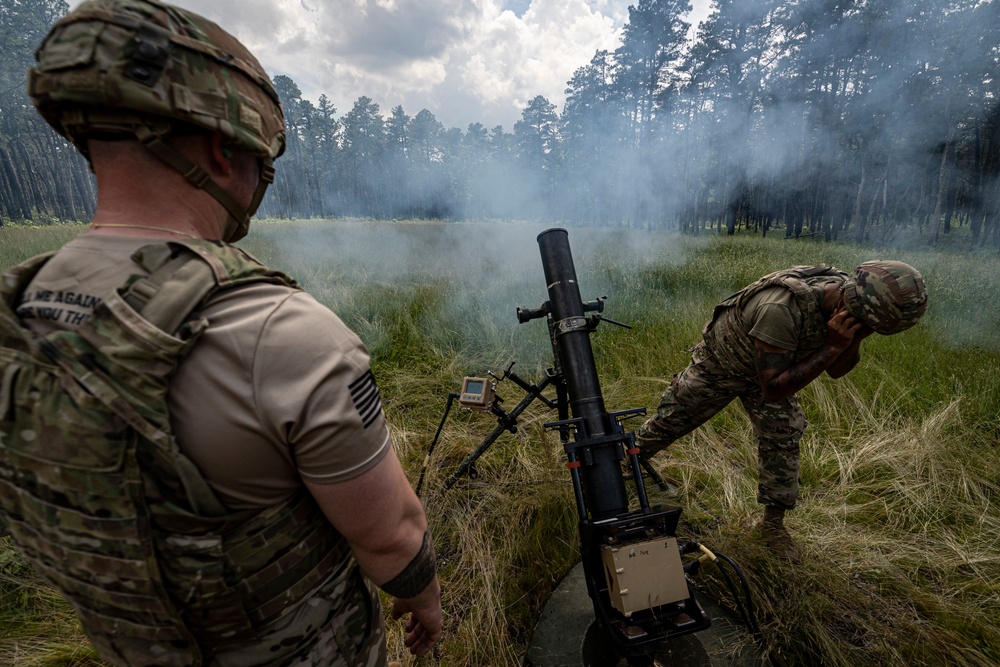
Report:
1,220,998,666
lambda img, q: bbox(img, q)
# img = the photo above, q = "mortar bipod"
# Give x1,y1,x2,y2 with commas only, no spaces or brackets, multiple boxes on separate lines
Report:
436,364,564,494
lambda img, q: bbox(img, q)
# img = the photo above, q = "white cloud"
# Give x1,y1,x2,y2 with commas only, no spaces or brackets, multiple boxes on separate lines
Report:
461,0,622,119
68,0,712,129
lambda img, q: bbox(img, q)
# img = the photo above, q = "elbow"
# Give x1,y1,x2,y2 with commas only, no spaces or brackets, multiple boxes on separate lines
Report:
759,382,789,402
827,355,860,379
761,389,786,402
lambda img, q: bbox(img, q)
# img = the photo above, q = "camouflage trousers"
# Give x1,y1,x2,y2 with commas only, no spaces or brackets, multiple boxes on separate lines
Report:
208,560,387,667
636,342,806,509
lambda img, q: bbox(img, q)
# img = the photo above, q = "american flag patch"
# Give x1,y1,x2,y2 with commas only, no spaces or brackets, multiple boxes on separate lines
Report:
349,370,383,429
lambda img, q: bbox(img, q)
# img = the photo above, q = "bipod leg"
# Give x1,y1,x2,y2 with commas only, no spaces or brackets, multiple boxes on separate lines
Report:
415,393,458,497
639,456,670,493
437,373,553,495
437,425,506,493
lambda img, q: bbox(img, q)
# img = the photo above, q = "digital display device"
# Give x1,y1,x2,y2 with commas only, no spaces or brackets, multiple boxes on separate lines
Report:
459,376,494,411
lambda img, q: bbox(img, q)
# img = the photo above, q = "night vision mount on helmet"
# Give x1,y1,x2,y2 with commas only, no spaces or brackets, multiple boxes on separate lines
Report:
27,0,286,242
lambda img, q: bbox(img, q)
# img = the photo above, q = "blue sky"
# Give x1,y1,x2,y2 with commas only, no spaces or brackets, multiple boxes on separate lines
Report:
502,0,533,18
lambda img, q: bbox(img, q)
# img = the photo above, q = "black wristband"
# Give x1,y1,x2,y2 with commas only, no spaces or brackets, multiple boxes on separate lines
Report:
379,531,437,599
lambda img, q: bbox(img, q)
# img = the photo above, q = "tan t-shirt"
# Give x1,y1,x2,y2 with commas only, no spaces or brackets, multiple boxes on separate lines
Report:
741,286,800,350
741,283,832,351
17,233,390,510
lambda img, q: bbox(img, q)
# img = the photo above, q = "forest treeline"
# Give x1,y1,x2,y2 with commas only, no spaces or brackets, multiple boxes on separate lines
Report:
2,0,1000,248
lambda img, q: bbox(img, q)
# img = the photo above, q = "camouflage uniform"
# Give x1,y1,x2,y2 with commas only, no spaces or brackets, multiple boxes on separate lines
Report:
210,567,386,667
0,241,387,667
638,261,928,510
637,266,849,509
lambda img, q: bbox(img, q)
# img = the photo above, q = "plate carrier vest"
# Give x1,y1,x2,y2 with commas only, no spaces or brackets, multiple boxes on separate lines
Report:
0,240,351,666
701,264,849,376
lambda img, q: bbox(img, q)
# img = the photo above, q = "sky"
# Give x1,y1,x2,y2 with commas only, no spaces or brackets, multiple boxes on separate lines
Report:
70,0,713,130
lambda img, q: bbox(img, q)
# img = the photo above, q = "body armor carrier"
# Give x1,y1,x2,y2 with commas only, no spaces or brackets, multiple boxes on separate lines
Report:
701,265,848,376
0,240,351,666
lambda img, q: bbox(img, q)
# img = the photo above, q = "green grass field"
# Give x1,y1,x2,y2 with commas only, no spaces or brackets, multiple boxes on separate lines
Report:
1,220,998,666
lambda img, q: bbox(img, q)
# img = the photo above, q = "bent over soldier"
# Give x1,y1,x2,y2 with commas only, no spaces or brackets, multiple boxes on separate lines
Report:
636,263,928,559
0,1,440,665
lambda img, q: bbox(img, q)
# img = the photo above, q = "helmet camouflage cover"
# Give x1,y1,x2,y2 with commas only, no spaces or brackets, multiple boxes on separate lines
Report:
28,0,285,160
28,0,285,242
842,260,928,335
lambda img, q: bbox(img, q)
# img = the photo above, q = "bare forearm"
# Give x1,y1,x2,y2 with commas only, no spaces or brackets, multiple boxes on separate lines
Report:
756,344,842,400
368,517,442,658
754,308,869,400
303,451,434,587
825,344,860,378
304,451,442,656
826,329,870,378
350,515,429,585
368,529,436,595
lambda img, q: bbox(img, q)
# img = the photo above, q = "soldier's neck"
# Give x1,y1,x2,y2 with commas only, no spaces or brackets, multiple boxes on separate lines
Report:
820,282,841,316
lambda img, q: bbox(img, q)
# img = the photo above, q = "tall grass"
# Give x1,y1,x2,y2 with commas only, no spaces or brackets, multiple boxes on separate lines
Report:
1,220,998,666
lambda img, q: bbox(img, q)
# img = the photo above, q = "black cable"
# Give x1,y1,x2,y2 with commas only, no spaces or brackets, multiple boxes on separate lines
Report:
702,548,770,664
714,551,762,637
712,552,757,633
683,542,763,641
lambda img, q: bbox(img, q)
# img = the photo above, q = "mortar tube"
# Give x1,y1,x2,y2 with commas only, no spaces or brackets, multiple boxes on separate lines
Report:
536,228,628,520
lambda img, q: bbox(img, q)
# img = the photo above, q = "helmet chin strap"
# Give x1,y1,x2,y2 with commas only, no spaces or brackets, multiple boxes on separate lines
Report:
134,124,273,242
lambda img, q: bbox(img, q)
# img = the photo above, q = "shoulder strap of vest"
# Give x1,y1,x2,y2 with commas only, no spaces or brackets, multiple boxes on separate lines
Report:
771,273,815,300
121,239,298,335
0,253,58,356
753,264,846,296
122,244,218,334
0,253,55,313
770,265,847,298
774,264,848,282
713,264,845,312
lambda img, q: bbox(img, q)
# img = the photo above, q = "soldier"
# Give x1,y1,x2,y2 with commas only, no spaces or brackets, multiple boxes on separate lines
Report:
0,0,440,665
636,262,928,560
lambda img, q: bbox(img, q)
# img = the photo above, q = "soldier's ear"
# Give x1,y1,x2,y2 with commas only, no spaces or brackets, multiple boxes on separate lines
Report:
209,134,234,175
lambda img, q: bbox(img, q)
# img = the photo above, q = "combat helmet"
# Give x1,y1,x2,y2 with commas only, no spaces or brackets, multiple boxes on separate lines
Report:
841,261,928,335
27,0,285,242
